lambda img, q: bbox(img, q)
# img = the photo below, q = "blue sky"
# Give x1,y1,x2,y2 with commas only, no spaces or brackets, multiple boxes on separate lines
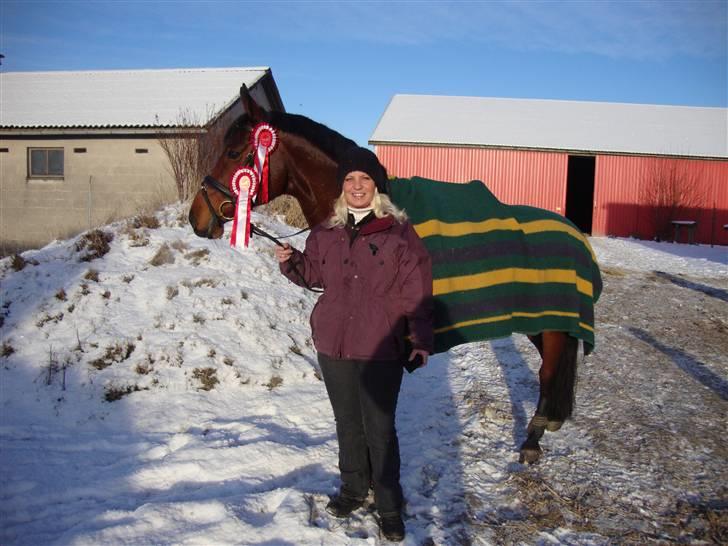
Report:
2,0,726,147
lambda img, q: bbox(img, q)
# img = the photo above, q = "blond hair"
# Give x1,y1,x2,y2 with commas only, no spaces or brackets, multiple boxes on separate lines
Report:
328,190,408,228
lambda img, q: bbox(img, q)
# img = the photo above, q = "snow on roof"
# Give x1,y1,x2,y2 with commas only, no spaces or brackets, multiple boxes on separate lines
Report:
370,95,728,159
0,67,271,129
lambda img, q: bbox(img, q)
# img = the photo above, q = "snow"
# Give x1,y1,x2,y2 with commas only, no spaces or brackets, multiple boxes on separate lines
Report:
1,206,726,545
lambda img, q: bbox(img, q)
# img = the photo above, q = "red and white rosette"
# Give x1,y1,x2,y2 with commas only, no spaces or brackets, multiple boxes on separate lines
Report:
250,122,278,204
229,167,259,250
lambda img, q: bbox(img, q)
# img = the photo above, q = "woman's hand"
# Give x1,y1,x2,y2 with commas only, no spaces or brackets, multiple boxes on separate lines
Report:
408,349,429,369
274,243,294,263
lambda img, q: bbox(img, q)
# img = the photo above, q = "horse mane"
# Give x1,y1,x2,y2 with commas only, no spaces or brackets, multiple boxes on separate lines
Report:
225,110,357,163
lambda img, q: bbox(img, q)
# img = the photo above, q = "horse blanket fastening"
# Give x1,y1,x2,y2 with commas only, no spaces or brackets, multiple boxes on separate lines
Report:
388,177,603,355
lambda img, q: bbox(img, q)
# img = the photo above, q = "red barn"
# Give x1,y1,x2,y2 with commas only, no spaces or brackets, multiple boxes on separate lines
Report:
370,95,728,246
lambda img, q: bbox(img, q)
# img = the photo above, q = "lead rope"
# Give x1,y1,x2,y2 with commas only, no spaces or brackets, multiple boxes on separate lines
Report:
249,224,323,294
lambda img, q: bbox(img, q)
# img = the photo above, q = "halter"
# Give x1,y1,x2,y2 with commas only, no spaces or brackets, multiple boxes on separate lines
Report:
198,152,311,244
198,153,253,239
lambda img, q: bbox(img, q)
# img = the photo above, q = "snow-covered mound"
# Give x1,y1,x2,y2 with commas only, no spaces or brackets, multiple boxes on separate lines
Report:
1,208,726,545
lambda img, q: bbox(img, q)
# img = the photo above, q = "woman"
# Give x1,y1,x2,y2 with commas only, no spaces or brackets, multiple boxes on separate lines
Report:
274,146,433,542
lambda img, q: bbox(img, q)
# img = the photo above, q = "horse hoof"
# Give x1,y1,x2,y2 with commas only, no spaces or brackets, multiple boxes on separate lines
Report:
546,420,563,432
519,447,542,464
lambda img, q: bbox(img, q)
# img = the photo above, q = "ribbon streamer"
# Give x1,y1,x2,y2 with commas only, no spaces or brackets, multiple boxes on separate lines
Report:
229,167,259,250
250,123,278,204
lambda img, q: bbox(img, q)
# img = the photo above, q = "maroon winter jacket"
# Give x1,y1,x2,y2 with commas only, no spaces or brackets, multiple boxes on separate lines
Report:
280,215,433,361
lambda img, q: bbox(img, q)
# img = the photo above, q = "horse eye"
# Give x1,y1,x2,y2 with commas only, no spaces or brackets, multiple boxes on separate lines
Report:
227,150,242,160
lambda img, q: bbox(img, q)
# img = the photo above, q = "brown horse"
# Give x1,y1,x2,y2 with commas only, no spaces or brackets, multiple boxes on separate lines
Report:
189,86,585,464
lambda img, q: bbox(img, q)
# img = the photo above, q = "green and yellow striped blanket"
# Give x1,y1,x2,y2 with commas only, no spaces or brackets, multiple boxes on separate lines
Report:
389,176,602,355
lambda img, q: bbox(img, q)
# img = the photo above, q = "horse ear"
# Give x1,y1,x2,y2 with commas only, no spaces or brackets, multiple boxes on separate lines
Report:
240,85,266,122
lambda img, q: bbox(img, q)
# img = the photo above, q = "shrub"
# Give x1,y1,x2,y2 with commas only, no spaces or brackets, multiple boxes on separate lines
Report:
10,254,26,271
84,269,100,282
55,289,67,301
1,341,14,358
132,214,160,229
192,367,219,391
76,230,113,262
135,363,152,375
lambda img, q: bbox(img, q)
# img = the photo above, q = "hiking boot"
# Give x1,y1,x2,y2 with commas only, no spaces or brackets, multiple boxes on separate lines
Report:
379,511,405,541
325,494,365,518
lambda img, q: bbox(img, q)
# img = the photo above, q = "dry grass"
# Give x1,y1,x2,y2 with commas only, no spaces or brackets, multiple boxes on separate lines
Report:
84,269,100,282
149,243,175,266
600,266,628,277
55,289,67,301
104,384,143,402
181,278,218,290
36,313,64,328
170,239,188,252
184,248,209,266
89,341,136,370
166,286,179,300
265,375,283,391
259,195,308,229
130,214,160,230
126,229,150,248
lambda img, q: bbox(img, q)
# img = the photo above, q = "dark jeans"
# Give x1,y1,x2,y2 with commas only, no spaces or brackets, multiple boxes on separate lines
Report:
318,353,404,514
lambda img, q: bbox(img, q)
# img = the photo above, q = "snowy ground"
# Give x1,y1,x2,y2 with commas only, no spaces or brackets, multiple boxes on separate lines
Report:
1,205,726,545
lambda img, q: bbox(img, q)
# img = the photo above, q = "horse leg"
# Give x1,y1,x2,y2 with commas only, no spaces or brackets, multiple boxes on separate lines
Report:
539,331,579,428
519,332,578,463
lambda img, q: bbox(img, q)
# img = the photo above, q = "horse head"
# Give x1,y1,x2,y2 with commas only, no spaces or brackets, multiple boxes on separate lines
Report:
188,86,354,239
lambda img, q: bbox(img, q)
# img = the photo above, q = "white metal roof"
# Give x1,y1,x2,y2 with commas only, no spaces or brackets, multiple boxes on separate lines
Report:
0,67,271,129
370,95,728,159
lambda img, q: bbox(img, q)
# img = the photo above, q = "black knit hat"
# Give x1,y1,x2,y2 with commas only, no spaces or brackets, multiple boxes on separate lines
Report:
336,146,388,195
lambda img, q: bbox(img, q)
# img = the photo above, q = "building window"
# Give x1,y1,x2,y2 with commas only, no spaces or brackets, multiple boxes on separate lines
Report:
28,148,64,178
74,147,87,153
135,148,149,154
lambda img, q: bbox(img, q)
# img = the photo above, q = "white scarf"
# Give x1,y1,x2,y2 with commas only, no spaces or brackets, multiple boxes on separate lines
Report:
348,206,374,224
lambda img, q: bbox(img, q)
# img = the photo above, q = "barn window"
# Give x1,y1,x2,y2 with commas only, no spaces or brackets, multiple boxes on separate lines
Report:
28,148,64,178
74,147,87,153
0,148,9,153
135,148,149,154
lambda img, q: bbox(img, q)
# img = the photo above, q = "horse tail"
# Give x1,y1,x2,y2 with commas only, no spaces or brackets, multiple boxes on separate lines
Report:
544,335,579,421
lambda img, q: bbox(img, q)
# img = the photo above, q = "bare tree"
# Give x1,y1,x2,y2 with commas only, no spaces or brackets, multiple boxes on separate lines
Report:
157,109,226,202
639,157,707,241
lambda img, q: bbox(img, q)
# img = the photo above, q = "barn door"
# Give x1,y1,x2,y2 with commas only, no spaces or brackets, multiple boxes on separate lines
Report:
565,155,596,234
